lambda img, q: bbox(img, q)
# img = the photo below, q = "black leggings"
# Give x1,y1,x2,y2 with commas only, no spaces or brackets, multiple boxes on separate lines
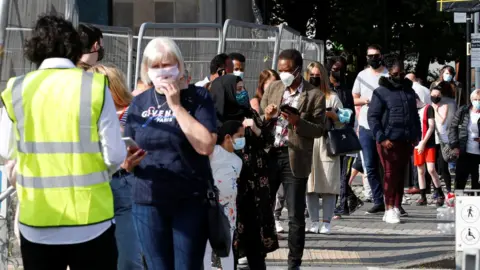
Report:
436,144,453,192
455,152,480,190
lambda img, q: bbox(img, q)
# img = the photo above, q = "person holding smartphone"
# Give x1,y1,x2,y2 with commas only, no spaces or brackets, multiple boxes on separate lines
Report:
261,49,326,269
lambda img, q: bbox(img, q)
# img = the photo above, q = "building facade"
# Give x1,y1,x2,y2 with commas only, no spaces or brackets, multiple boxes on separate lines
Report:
78,0,255,31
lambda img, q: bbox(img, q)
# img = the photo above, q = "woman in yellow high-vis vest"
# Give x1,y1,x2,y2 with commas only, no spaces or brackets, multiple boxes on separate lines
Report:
0,15,126,270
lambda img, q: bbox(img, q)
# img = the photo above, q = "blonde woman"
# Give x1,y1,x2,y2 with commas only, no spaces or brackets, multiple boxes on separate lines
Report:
305,62,343,234
124,37,217,269
88,64,143,270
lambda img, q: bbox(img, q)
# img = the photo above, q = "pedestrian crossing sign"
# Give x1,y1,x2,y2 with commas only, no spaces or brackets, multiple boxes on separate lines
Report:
456,196,480,251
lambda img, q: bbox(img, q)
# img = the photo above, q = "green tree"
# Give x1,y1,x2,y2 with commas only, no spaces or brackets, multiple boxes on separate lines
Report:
262,0,466,82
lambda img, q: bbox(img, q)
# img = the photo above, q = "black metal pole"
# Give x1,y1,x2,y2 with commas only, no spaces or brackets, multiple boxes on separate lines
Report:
467,13,472,104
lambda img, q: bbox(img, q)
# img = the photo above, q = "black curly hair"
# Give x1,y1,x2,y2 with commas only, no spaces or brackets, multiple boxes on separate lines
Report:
78,24,103,53
24,15,83,66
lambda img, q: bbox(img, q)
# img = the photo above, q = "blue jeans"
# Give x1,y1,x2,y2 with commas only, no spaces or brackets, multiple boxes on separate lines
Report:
110,171,143,270
132,197,208,270
358,127,384,205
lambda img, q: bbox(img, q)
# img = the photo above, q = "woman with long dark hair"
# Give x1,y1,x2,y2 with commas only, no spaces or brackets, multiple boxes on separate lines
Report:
210,75,278,270
250,69,280,113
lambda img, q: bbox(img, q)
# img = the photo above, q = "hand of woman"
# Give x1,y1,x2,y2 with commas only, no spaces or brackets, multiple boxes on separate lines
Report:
121,147,147,172
326,111,339,121
243,118,261,136
453,148,460,156
160,82,182,111
415,142,425,154
381,139,394,149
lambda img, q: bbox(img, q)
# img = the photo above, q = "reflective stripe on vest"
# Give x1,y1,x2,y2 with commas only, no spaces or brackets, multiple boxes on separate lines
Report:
2,69,113,227
12,73,102,154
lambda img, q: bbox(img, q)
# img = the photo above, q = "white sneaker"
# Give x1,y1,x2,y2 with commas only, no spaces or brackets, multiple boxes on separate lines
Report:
385,209,400,224
382,211,387,221
306,221,320,233
320,222,331,234
275,220,285,233
238,257,248,265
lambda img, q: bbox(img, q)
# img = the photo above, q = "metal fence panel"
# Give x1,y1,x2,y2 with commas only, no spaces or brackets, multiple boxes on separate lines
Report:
134,23,223,89
222,19,279,97
0,27,33,89
276,24,302,60
84,24,134,89
301,37,324,70
7,0,78,27
0,0,79,89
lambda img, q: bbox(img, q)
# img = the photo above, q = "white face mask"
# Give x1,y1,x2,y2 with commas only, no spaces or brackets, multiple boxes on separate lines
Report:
233,70,245,79
443,73,453,82
147,65,180,88
279,67,300,87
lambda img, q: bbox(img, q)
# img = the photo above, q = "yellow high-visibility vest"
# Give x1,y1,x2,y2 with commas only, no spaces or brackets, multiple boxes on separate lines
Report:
0,68,114,227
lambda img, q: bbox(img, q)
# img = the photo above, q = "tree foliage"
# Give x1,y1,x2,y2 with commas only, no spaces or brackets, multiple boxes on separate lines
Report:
262,0,466,81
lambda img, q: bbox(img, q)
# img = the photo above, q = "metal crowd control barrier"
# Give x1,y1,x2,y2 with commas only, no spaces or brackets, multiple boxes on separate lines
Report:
276,24,303,58
301,37,324,69
84,23,134,90
0,27,34,89
221,19,279,96
134,23,223,88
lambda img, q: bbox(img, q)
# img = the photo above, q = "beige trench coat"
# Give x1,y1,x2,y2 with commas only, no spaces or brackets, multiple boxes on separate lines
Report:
307,93,343,195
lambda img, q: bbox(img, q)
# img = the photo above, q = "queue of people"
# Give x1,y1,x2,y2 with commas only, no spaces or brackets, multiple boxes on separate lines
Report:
0,14,477,270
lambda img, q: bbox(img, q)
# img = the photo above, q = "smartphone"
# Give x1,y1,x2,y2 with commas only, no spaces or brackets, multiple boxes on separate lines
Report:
122,137,139,150
280,104,300,115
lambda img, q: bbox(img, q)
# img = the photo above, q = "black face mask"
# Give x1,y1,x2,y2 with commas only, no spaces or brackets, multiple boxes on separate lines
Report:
431,96,442,104
331,71,343,81
367,58,382,69
97,46,104,61
309,77,321,87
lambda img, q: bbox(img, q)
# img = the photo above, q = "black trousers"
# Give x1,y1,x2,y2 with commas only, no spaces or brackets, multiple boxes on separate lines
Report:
268,148,307,269
336,156,358,214
21,224,117,270
455,152,480,190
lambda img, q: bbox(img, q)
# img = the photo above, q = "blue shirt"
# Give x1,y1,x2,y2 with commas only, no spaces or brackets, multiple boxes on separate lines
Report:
124,85,217,204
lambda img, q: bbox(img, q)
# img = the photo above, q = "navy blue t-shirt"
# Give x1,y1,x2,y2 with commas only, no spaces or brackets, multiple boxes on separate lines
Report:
124,85,217,204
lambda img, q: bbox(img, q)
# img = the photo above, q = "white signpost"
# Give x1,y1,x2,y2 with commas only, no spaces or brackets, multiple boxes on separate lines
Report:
472,34,480,68
456,196,480,251
454,12,467,23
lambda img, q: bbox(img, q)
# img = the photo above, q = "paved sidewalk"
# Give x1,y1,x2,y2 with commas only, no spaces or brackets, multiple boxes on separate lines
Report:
7,182,455,269
264,185,455,269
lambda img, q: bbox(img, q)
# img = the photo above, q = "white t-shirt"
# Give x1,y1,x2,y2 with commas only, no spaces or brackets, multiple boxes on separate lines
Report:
352,68,389,129
412,82,431,105
210,145,243,229
467,111,480,155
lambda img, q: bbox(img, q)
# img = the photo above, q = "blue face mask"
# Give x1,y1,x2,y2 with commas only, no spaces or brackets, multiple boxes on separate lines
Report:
473,100,480,110
233,137,246,150
236,89,249,107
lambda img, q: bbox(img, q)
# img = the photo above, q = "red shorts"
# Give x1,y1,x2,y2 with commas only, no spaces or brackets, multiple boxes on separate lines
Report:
413,147,436,166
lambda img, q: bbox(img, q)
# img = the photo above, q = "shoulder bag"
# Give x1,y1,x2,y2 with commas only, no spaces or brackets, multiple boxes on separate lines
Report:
434,124,458,163
326,119,362,157
205,176,232,258
175,85,232,257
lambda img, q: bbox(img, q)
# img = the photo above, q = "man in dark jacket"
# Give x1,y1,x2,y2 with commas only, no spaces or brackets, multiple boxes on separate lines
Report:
328,57,363,217
368,59,421,224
